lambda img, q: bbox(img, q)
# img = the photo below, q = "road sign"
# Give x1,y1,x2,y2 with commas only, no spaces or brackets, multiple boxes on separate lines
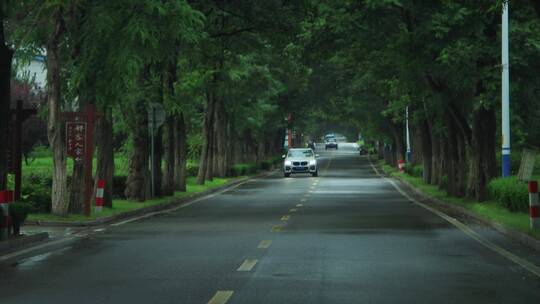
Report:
66,122,87,164
148,103,166,131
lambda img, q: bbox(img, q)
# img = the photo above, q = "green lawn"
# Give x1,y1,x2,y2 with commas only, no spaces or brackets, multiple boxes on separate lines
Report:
27,177,232,223
378,160,540,239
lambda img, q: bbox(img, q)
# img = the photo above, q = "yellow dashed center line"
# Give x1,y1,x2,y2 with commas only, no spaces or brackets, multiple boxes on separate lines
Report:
281,215,290,221
237,259,258,272
300,198,307,202
258,240,272,249
296,203,303,207
289,208,297,213
207,291,234,304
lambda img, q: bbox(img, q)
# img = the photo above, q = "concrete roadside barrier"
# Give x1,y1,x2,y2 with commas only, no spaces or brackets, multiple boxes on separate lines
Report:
95,180,105,213
529,181,540,230
0,190,14,240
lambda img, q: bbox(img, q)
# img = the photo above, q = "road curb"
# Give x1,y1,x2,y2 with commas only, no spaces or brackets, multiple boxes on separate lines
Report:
372,160,540,253
0,232,49,254
25,170,277,228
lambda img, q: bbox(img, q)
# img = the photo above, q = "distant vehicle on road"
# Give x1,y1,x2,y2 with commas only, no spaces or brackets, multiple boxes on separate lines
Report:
283,148,319,177
325,138,338,150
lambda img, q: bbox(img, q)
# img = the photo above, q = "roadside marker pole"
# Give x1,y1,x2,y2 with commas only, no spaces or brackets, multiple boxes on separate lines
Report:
529,181,540,229
95,180,105,213
398,159,405,173
0,190,14,240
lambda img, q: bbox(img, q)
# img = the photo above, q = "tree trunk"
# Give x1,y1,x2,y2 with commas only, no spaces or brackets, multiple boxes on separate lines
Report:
467,107,497,201
214,97,227,177
174,114,187,191
93,110,114,207
47,11,69,215
429,124,442,186
389,121,405,166
125,101,150,201
0,18,13,189
154,126,163,197
419,120,433,184
197,91,215,185
68,162,85,214
163,117,175,196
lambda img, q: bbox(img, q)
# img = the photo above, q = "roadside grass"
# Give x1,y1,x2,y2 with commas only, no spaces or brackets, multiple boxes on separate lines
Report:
27,177,231,223
377,160,540,239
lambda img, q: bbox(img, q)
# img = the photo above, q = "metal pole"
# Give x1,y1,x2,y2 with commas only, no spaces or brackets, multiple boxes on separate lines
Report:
150,107,155,197
501,1,511,177
405,106,411,163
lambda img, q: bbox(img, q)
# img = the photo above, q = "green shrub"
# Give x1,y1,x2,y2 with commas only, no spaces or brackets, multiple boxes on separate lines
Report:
488,177,529,212
232,163,258,176
21,172,52,213
10,202,32,235
113,175,127,199
260,160,272,170
186,162,199,177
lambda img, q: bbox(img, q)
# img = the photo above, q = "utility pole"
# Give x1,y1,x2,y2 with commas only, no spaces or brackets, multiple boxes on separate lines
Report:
405,106,411,163
501,1,511,177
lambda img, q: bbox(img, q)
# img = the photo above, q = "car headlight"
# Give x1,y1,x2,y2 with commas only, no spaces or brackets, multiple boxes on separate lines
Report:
284,160,292,166
309,159,316,165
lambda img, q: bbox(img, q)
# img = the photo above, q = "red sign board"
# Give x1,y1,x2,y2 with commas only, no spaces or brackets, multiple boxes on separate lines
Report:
66,122,87,163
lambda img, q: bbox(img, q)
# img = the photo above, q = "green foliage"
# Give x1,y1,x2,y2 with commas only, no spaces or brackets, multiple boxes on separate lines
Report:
405,164,423,178
9,202,31,224
232,163,258,176
488,177,529,213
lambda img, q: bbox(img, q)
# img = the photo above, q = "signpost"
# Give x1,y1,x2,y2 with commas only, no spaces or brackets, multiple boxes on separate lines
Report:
62,104,100,216
148,103,166,198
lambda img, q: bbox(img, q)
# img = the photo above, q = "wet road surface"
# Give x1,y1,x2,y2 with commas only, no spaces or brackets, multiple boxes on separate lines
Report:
1,144,540,303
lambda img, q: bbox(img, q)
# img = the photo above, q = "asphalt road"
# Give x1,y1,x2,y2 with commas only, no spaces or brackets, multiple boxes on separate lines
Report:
1,143,540,304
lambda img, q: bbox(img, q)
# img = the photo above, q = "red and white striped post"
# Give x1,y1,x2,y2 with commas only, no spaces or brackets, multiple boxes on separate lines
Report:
0,190,14,240
95,180,105,213
398,159,405,173
529,181,540,230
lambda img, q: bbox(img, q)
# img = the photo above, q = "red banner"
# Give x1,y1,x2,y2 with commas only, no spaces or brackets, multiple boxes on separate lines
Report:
66,122,86,163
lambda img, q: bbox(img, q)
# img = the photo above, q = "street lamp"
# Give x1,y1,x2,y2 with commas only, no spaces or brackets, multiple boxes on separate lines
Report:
501,1,511,177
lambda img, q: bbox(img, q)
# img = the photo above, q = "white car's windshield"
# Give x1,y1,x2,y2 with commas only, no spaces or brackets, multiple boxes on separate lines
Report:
288,150,313,158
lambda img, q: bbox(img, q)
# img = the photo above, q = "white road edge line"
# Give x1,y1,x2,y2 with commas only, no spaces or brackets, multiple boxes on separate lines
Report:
0,237,76,262
111,175,266,227
369,161,540,278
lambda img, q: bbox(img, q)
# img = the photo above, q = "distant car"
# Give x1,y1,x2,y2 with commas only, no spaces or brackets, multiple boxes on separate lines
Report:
283,148,319,177
325,138,338,150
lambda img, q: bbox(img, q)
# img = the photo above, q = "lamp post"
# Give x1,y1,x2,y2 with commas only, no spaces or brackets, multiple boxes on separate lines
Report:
501,1,511,177
405,106,411,163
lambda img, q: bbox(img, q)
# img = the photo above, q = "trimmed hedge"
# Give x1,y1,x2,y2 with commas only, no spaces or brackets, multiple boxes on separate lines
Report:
488,177,529,212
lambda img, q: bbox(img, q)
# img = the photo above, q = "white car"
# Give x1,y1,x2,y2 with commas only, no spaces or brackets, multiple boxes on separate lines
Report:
283,148,319,177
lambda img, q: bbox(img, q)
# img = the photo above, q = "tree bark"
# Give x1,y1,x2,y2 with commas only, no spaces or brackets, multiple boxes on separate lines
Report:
163,116,175,196
152,126,163,197
197,91,215,185
418,119,433,184
467,107,497,201
47,10,69,215
214,96,228,177
0,17,13,189
125,101,150,201
174,114,187,191
93,110,114,208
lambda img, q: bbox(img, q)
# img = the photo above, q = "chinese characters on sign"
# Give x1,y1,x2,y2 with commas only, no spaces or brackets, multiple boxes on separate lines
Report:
66,122,87,164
